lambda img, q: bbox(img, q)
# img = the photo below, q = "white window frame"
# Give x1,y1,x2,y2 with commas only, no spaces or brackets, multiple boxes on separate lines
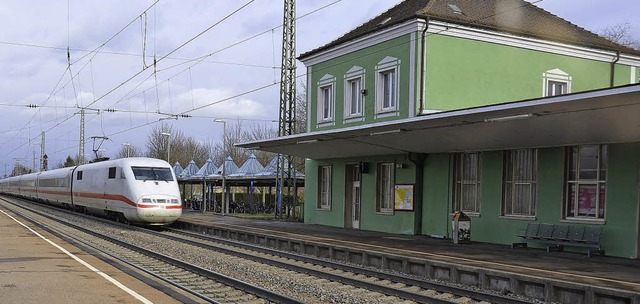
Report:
376,162,395,214
502,149,537,217
317,74,336,126
343,66,365,123
375,56,400,118
453,152,482,214
543,68,572,97
564,145,607,221
317,165,332,210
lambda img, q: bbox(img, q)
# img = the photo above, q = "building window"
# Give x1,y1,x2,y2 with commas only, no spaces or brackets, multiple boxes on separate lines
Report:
376,162,395,213
375,56,400,117
317,165,332,210
503,149,537,216
565,145,607,220
317,74,335,125
348,78,362,115
453,153,481,214
543,68,571,97
344,66,365,122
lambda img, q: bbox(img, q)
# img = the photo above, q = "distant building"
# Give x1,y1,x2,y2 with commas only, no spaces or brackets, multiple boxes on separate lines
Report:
240,0,640,258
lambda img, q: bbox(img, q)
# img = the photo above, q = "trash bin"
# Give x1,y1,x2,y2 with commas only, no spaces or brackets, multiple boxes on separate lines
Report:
452,211,471,244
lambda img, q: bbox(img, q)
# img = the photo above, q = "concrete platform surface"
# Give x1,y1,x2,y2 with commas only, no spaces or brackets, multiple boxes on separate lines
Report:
0,208,183,304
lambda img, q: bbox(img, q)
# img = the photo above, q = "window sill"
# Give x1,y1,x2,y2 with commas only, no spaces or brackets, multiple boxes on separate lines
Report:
375,211,394,216
560,218,605,225
343,116,364,124
316,207,332,212
450,212,480,218
316,120,335,128
374,110,399,119
498,215,536,221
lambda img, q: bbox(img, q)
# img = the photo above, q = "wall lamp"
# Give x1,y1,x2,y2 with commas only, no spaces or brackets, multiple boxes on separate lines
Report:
483,113,533,123
370,129,403,136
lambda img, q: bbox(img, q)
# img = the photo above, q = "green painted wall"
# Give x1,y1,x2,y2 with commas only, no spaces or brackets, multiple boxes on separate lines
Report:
418,145,639,258
423,34,634,111
308,34,415,132
603,143,640,258
304,155,418,234
303,27,640,258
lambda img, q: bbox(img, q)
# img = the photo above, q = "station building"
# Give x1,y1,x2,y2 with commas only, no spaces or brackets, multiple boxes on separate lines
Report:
239,0,640,258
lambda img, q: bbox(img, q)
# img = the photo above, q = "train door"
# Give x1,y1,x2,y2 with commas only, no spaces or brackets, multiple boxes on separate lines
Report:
344,164,361,229
105,166,118,210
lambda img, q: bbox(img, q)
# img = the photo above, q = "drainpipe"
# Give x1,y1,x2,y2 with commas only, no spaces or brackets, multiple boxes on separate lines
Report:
418,18,429,115
409,152,426,235
610,51,620,87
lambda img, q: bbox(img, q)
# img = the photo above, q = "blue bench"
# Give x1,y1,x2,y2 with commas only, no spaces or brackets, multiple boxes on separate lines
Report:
511,223,605,257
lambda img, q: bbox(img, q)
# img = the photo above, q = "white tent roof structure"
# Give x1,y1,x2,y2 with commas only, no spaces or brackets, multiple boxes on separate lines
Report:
173,161,183,177
179,160,199,179
191,158,218,179
230,153,264,177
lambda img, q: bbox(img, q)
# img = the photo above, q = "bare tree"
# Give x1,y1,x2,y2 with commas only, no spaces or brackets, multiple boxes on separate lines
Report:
146,122,174,162
115,144,143,159
212,120,247,166
11,163,31,176
242,122,278,166
294,81,307,134
146,122,211,167
600,22,640,50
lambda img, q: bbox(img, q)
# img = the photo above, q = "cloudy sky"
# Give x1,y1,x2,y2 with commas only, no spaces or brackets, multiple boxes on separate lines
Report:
0,0,638,172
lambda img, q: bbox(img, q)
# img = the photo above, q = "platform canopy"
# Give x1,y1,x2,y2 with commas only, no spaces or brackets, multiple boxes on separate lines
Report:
191,158,218,179
230,153,264,178
237,85,640,159
179,160,199,179
173,161,183,176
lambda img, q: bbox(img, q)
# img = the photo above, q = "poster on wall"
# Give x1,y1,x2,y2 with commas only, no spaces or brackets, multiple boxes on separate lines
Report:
394,184,414,211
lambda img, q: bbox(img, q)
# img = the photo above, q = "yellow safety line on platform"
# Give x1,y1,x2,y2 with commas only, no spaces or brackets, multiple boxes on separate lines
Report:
208,220,640,290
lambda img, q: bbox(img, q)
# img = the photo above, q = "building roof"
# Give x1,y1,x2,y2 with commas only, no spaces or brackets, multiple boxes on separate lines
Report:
237,84,640,159
299,0,640,59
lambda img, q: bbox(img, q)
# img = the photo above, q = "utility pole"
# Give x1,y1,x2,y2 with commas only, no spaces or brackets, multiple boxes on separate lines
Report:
276,0,297,220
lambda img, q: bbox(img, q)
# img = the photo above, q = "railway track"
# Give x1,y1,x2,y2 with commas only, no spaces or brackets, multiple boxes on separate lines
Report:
149,227,535,304
1,198,300,304
2,196,539,303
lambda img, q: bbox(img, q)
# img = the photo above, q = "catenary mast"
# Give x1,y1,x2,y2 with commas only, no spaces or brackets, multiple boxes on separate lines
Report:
276,0,297,219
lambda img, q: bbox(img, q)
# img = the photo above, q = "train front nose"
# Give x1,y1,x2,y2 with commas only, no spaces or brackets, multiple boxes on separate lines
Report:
135,196,183,224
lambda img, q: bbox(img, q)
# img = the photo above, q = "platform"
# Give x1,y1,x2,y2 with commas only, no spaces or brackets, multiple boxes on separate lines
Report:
0,208,185,304
178,211,640,302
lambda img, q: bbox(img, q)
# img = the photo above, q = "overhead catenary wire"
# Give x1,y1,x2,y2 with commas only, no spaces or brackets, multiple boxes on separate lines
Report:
3,0,546,164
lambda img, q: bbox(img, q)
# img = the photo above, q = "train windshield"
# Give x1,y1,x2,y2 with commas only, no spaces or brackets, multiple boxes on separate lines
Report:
131,167,174,182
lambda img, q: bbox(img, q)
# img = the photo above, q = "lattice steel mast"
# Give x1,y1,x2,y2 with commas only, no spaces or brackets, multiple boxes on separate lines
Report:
79,108,85,165
276,0,297,219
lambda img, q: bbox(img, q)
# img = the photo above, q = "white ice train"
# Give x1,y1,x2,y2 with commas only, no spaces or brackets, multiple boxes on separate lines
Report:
0,157,182,225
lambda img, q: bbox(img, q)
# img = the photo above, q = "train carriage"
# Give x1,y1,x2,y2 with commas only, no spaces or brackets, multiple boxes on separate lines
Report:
0,157,182,225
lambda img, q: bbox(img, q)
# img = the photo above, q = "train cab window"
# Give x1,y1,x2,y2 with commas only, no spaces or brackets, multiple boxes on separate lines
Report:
131,167,174,182
108,167,117,179
77,171,83,180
